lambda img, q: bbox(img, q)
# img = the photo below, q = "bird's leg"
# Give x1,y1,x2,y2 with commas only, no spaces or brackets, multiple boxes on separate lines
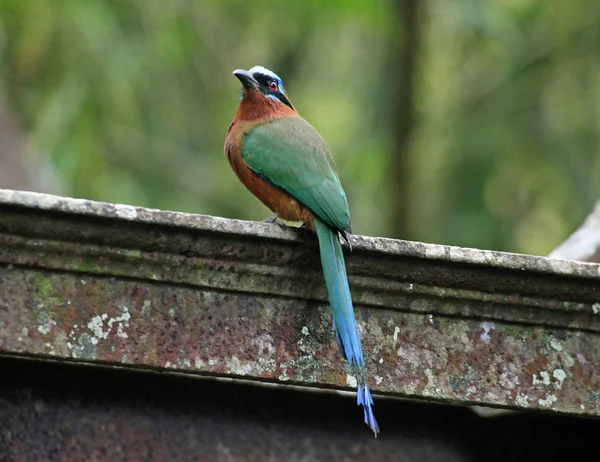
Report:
264,214,310,232
263,213,279,223
262,213,287,230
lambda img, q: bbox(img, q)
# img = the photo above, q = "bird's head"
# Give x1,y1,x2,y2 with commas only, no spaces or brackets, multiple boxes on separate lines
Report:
233,66,295,111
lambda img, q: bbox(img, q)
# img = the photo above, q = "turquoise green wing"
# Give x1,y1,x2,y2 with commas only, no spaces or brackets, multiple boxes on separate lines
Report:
241,117,350,231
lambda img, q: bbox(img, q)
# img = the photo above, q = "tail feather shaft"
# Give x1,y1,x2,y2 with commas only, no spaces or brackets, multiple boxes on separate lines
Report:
314,217,379,436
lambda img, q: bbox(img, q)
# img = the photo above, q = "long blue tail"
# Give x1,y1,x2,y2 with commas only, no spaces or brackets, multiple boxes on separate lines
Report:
314,216,379,436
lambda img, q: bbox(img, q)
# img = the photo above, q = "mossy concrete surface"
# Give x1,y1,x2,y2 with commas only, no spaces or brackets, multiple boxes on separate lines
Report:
0,188,599,417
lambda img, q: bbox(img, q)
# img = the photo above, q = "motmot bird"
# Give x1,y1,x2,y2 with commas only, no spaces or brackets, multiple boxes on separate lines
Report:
225,66,379,435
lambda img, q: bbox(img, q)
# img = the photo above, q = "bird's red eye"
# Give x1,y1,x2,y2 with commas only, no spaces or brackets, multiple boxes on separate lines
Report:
268,80,278,91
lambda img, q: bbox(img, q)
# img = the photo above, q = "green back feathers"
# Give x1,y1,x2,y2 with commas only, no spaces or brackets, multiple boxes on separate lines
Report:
241,117,350,231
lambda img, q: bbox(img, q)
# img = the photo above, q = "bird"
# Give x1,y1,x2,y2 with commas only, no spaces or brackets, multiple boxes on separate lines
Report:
225,65,379,435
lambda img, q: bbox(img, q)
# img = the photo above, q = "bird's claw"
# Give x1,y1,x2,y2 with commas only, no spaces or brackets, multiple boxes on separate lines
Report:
263,213,288,230
263,214,313,232
263,213,279,224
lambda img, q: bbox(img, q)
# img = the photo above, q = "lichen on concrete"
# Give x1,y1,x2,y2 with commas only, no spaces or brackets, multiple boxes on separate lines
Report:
0,188,599,418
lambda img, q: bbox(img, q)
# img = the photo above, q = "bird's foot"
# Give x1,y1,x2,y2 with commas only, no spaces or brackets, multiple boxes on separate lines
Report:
263,213,279,223
262,213,287,230
263,214,310,232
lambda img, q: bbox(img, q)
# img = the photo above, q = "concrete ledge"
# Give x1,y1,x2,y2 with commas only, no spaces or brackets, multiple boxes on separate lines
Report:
0,189,599,417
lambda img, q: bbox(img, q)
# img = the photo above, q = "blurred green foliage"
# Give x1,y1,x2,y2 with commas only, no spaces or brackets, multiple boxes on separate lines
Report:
0,0,598,256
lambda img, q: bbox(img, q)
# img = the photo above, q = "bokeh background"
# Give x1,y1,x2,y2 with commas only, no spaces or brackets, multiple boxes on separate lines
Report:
0,0,598,256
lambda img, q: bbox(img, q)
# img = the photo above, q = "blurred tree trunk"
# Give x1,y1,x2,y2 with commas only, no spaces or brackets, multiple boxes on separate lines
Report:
0,93,61,193
548,199,600,263
387,0,423,239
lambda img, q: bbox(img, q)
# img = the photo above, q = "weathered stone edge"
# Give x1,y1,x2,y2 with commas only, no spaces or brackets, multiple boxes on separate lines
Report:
0,232,597,332
1,188,599,280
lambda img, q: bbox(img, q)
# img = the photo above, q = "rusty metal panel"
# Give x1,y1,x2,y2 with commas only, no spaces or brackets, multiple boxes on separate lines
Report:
4,357,598,462
1,357,479,462
0,188,599,420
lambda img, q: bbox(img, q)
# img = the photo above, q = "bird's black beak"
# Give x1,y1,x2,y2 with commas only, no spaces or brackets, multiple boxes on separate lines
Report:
233,69,259,90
